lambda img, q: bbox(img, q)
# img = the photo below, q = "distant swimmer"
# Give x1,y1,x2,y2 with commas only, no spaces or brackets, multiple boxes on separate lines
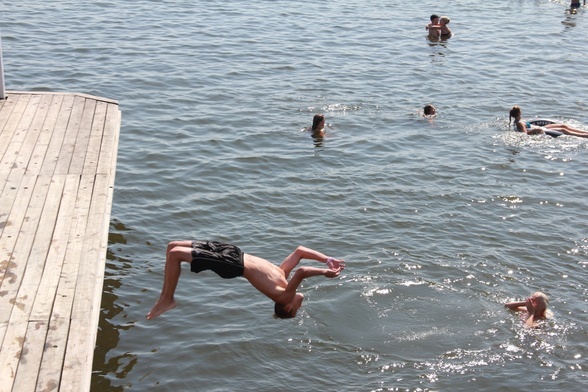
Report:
423,104,436,116
505,291,551,328
438,16,452,39
146,240,345,320
309,113,326,138
509,105,588,138
426,14,441,38
570,0,585,9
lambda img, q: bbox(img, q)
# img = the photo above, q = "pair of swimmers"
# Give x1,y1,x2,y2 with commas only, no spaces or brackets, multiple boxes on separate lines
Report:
426,14,452,39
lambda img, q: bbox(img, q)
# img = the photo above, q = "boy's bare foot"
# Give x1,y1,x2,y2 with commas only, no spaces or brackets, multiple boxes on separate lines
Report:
146,298,176,319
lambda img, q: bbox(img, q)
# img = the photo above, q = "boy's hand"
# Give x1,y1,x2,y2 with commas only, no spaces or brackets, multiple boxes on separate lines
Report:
325,266,343,278
326,257,346,270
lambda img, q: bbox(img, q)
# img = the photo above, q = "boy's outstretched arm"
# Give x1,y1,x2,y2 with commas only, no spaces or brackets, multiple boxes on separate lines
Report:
279,246,345,277
277,266,343,305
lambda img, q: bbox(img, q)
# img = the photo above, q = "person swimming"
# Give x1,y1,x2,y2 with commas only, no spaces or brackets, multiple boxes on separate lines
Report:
505,291,551,328
423,104,436,116
509,105,588,138
426,14,441,38
570,0,585,9
438,16,452,38
310,113,326,138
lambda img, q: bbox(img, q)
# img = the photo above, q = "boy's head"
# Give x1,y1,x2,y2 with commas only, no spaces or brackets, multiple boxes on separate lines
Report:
273,293,304,319
424,104,436,116
430,14,440,23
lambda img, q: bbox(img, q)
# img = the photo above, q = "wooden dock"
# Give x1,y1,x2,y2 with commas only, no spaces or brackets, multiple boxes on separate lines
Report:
0,91,121,392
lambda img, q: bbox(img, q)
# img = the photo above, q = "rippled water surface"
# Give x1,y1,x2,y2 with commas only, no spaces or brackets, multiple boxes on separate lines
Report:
3,0,588,391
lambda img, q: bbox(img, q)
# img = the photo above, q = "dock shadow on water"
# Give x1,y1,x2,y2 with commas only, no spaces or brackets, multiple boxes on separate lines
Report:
92,221,138,391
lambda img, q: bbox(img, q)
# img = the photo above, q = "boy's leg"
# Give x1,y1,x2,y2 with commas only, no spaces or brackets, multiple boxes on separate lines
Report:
160,240,193,294
147,241,194,319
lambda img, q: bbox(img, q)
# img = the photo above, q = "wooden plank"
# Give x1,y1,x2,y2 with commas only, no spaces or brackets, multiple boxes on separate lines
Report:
61,174,111,392
11,94,54,172
39,95,75,176
96,104,121,176
0,168,26,240
0,174,47,317
0,94,43,173
35,173,94,392
0,172,38,282
0,95,19,150
54,95,86,175
26,94,65,176
81,101,107,176
10,320,49,392
69,98,96,175
0,175,66,392
9,174,80,392
0,95,31,168
12,95,53,175
30,174,80,321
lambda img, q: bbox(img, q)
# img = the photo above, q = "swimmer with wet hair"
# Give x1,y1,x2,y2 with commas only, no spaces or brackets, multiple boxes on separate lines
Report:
426,14,441,38
310,113,326,137
424,104,436,116
438,16,452,38
505,291,551,328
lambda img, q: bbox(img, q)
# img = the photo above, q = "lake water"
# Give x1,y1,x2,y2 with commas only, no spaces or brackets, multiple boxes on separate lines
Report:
3,0,588,391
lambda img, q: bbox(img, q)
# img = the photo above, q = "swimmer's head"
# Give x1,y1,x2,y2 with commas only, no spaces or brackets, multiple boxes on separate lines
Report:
531,291,549,310
440,16,450,25
509,105,522,124
312,114,325,132
527,291,551,319
273,293,304,319
430,14,440,22
424,104,436,116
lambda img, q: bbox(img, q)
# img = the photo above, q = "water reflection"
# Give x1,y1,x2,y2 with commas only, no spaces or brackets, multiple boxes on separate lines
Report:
427,37,449,64
561,9,579,31
91,220,137,391
313,135,325,154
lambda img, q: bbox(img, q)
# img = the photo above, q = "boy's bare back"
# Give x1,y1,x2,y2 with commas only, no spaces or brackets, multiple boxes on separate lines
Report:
242,254,289,303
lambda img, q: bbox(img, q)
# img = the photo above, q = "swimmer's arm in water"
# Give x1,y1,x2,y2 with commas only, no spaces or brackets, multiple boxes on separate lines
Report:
524,314,539,328
516,121,543,135
505,300,526,312
527,127,545,135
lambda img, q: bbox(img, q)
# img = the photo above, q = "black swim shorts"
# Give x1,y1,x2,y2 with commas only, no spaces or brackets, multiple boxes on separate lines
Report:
190,240,244,279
